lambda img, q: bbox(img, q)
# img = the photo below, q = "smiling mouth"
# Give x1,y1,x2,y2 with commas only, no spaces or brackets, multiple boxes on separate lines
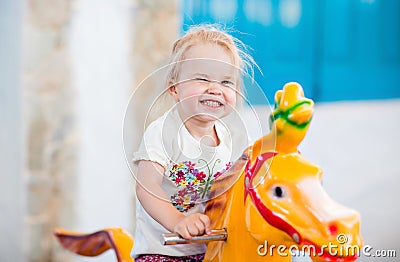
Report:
200,100,223,108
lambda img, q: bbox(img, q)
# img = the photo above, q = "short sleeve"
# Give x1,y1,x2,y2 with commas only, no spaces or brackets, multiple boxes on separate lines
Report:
132,120,170,168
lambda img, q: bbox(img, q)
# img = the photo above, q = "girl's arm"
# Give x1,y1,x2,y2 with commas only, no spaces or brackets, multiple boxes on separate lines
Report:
136,160,211,240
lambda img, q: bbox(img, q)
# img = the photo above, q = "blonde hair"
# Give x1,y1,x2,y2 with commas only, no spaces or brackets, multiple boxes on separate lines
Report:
166,24,257,88
146,24,257,126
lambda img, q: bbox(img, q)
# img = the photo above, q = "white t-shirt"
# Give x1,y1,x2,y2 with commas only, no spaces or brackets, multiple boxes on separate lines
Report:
131,107,248,258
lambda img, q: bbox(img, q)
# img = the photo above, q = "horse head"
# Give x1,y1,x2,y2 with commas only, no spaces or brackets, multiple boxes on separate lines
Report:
242,82,362,261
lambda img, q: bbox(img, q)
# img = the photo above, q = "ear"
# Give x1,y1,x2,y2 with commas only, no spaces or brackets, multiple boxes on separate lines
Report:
168,80,179,102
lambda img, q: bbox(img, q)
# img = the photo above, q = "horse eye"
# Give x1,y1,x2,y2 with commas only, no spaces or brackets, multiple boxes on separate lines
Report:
273,186,285,198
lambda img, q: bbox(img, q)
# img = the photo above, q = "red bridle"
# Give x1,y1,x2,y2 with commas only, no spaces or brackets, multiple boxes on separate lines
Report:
244,152,302,244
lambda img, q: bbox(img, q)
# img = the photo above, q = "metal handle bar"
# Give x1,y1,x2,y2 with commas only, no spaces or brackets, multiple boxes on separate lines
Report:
162,228,227,245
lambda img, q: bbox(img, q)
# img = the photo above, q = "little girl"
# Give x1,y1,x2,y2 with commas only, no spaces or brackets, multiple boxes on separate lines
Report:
132,24,255,261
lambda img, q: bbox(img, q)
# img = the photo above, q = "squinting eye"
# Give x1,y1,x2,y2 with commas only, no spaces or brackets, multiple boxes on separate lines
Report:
221,80,235,88
195,77,210,82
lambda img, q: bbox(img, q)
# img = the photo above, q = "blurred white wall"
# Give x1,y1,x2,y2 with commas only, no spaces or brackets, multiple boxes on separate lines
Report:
0,1,25,261
68,0,134,261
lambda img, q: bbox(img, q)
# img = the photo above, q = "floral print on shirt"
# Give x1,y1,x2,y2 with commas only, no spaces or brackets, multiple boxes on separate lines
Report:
169,159,232,212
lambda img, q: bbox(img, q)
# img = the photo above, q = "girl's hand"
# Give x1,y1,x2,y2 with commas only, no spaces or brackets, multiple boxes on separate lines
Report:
173,213,211,240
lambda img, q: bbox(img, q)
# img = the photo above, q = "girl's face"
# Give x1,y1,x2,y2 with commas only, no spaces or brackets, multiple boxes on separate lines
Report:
169,43,238,124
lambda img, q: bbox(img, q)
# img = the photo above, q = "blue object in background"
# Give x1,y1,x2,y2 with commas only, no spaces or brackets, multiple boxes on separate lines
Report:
181,0,400,104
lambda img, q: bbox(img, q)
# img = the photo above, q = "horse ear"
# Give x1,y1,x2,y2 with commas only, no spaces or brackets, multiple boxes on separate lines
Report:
274,90,283,106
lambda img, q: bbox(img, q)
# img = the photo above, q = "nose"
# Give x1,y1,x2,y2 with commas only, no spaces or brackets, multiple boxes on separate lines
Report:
324,210,361,245
206,81,223,95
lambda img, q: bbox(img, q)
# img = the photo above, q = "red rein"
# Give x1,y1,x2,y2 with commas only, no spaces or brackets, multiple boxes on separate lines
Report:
244,152,302,244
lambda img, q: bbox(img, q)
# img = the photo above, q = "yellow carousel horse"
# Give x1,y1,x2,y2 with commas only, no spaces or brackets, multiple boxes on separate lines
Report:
54,82,362,262
203,82,362,261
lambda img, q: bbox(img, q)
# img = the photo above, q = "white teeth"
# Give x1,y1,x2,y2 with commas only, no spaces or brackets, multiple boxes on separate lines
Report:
201,100,222,107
